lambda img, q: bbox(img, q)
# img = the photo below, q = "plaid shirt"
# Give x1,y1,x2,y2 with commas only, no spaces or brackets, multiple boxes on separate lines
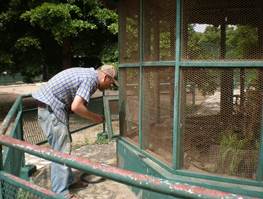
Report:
33,67,98,124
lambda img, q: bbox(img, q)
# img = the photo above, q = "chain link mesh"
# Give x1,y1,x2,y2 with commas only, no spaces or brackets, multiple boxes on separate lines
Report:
0,180,43,199
119,0,140,63
120,68,140,145
142,67,175,165
143,0,176,61
108,98,119,135
181,67,262,179
22,97,102,145
182,0,263,60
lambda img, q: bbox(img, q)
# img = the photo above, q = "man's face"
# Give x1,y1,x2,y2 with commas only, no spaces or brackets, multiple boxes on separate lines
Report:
99,75,114,91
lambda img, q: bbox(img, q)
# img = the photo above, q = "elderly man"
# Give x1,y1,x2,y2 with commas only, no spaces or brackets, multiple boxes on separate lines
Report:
32,65,118,199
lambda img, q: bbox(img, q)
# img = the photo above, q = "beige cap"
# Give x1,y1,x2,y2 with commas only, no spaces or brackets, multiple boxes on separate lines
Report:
101,64,119,87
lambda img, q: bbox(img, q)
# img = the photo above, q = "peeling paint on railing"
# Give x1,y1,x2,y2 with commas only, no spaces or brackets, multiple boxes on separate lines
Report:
0,135,256,199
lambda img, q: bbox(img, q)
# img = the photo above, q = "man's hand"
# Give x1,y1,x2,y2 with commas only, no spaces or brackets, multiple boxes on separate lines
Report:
71,96,105,123
92,114,104,124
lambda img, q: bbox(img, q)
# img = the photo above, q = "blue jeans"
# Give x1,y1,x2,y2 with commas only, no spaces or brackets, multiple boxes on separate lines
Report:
38,107,74,198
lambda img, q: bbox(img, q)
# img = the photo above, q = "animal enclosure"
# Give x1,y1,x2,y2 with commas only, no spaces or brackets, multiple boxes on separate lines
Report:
117,0,263,198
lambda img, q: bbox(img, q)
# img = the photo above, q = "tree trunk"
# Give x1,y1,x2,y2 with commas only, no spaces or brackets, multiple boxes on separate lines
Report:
62,38,72,69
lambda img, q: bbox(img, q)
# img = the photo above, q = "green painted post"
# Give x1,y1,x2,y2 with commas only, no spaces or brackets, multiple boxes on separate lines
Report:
0,96,22,135
103,96,117,140
139,0,144,149
173,0,182,169
19,101,37,180
104,97,111,139
18,100,26,175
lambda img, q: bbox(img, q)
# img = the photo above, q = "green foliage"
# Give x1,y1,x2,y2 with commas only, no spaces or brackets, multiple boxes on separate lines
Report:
100,43,118,64
188,24,259,60
217,132,245,175
107,23,118,34
96,132,109,144
185,69,219,96
0,11,16,27
91,7,118,34
123,17,139,61
216,130,258,177
15,36,41,51
226,25,258,59
0,53,14,69
0,0,118,80
17,189,31,199
188,24,220,59
185,24,260,95
21,2,97,43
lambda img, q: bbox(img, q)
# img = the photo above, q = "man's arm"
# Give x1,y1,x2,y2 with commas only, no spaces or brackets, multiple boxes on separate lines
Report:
71,95,104,123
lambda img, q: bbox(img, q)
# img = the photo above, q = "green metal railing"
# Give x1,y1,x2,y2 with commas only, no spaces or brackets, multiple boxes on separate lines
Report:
0,95,63,198
0,134,257,199
0,95,260,199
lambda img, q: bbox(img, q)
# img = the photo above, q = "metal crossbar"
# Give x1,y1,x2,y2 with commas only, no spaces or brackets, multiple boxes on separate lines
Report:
0,94,261,198
0,135,256,199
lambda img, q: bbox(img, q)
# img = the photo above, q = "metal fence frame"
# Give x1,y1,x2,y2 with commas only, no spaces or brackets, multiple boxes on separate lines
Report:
0,94,260,198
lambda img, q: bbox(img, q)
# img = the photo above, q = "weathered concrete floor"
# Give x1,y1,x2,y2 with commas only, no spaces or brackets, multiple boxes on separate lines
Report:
26,133,137,199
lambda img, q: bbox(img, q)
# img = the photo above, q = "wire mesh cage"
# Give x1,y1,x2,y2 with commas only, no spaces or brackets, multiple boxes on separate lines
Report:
118,1,263,194
182,0,263,61
119,0,140,63
119,68,140,145
180,67,262,179
142,67,175,165
108,97,119,135
23,110,46,145
0,180,43,199
143,0,176,61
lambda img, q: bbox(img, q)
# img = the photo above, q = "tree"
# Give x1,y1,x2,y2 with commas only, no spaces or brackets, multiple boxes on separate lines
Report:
0,0,118,82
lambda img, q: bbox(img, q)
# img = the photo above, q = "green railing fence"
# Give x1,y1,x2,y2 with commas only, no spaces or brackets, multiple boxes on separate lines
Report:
0,95,259,199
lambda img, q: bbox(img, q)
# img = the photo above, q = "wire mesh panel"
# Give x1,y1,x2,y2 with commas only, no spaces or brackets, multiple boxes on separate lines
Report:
108,97,119,135
119,0,140,63
182,0,263,60
142,67,174,165
180,67,262,179
22,97,46,145
4,118,24,176
22,96,104,145
23,110,96,144
143,0,176,61
23,110,46,145
0,171,59,199
0,180,42,199
119,68,140,145
69,114,95,132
